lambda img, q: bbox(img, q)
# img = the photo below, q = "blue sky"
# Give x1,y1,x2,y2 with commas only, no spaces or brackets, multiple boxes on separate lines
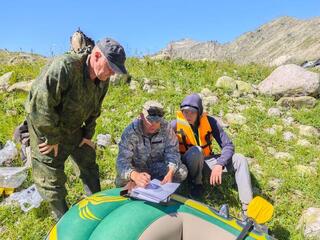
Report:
1,0,319,56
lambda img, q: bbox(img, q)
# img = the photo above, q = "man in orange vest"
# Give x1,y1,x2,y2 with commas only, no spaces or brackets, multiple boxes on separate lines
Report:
171,93,253,216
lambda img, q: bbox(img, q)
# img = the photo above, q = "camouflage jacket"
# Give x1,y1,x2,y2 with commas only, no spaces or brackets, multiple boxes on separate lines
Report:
25,53,109,144
116,119,182,181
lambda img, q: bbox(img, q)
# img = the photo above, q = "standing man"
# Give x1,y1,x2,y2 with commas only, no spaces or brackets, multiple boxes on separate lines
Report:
116,101,188,188
25,38,127,220
171,93,253,217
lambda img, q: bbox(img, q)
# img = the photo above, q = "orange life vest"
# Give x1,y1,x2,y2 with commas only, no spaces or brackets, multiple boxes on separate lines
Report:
176,111,213,156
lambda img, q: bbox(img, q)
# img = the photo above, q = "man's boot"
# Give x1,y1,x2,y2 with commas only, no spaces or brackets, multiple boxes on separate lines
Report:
83,178,101,196
50,199,68,221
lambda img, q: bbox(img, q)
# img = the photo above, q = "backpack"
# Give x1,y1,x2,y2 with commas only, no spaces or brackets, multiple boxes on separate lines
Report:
70,28,95,54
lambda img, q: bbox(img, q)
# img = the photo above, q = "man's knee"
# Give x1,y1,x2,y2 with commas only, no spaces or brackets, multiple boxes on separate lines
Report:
232,153,249,170
183,146,203,164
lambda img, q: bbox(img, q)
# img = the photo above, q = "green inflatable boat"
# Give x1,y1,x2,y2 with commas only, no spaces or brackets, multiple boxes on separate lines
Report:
46,188,274,240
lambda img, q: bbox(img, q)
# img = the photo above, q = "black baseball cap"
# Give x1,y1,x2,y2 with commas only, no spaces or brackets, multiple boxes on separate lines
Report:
96,38,127,74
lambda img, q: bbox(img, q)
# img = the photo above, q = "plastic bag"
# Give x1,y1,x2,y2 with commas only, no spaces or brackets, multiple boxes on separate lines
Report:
0,167,27,188
4,184,43,212
0,140,18,165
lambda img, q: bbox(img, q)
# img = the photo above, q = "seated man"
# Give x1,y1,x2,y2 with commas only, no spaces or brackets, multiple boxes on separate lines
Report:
116,101,188,188
171,93,253,216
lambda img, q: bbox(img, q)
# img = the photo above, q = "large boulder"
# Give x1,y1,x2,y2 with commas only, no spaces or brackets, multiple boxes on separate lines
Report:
298,208,320,238
277,96,317,109
298,125,320,138
258,64,320,98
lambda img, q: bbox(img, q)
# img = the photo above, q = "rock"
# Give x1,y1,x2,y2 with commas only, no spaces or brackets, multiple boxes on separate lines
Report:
264,128,276,135
202,96,219,111
143,78,152,85
225,113,247,125
147,87,158,94
283,131,296,141
7,80,33,92
294,165,316,176
215,76,237,91
298,208,320,238
274,152,293,160
143,84,152,92
297,139,312,147
277,96,317,109
215,116,229,128
273,124,284,132
251,163,264,176
0,72,13,91
258,64,320,98
298,125,320,138
267,107,282,117
282,117,295,126
109,74,130,85
268,178,283,191
129,80,139,91
235,80,253,94
101,179,114,186
235,104,249,112
200,88,214,97
231,90,241,98
267,147,277,155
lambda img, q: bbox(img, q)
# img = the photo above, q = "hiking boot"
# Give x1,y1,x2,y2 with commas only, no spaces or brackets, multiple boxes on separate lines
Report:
189,184,204,199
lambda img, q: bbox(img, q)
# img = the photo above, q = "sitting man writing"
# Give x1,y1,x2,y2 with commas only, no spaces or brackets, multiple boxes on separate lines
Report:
116,101,188,188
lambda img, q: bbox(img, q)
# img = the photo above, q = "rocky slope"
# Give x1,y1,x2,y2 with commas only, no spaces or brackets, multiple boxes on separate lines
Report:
152,16,320,66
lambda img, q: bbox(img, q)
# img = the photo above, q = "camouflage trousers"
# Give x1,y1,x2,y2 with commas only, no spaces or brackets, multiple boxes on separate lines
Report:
27,120,100,218
115,162,188,187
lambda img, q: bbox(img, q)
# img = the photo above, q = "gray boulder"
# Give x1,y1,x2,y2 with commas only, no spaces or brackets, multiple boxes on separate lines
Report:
258,64,320,98
277,96,317,109
298,208,320,238
267,107,282,117
298,125,320,138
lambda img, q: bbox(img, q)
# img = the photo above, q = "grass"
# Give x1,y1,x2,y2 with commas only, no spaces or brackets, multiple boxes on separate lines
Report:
0,57,319,240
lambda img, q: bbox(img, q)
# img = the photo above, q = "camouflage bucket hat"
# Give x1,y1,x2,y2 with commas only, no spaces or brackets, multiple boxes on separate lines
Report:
142,101,164,122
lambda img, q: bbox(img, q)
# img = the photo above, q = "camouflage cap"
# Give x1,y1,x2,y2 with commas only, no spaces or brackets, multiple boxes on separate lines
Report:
142,101,164,122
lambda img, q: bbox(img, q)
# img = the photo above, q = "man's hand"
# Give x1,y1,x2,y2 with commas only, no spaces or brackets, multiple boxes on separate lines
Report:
38,142,59,157
124,181,136,192
130,171,151,188
161,167,174,185
79,138,95,149
210,165,223,185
